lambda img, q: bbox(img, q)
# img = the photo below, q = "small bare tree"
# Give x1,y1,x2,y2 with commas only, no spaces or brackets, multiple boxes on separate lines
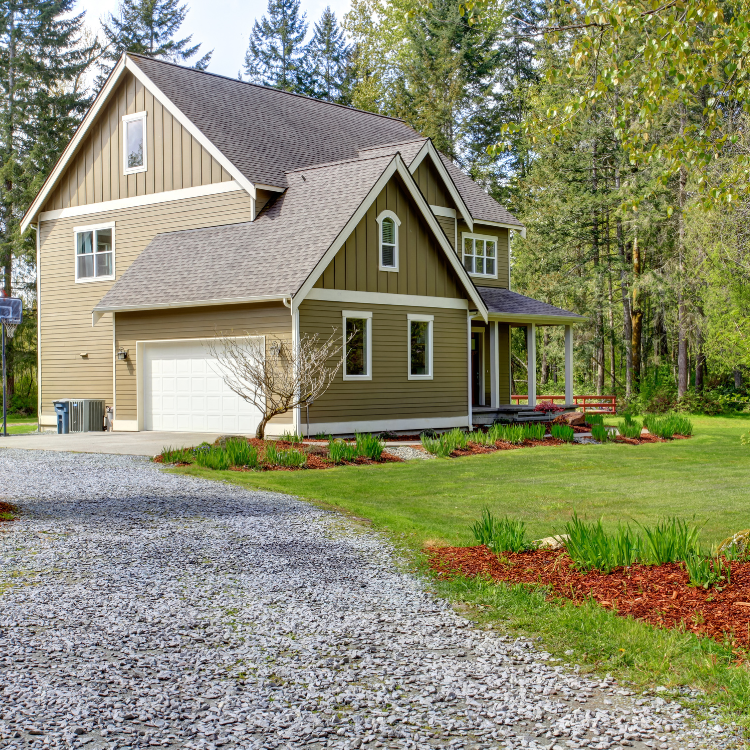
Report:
207,329,348,439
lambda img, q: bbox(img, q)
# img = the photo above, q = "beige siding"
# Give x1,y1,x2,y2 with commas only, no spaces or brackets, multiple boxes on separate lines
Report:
300,300,468,423
413,158,457,210
38,189,255,418
458,221,510,289
43,71,232,212
314,174,464,298
114,302,293,425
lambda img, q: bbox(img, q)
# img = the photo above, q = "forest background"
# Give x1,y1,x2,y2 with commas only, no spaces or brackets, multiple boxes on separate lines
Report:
2,0,749,416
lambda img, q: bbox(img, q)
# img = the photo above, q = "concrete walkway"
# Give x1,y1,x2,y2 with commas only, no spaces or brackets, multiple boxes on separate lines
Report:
0,430,225,456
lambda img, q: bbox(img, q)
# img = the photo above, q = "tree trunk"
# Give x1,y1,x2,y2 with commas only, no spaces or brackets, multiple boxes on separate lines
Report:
695,323,705,392
677,108,688,399
734,368,743,391
256,415,270,440
630,233,642,392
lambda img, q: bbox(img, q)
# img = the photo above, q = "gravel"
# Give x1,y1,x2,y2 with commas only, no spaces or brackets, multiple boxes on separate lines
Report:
384,446,434,461
0,449,739,750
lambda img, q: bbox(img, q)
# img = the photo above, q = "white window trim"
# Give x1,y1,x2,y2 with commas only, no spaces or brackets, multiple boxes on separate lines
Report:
122,111,147,176
461,231,499,279
376,210,401,272
342,310,372,381
74,222,116,284
407,313,434,380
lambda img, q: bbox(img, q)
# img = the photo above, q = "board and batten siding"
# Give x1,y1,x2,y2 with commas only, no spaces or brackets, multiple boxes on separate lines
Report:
38,189,255,421
458,220,510,289
42,70,233,212
413,157,457,210
313,173,464,299
299,300,468,427
114,302,293,426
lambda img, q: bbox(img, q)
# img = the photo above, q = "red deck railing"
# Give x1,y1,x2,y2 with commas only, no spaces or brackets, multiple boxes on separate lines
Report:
511,394,617,414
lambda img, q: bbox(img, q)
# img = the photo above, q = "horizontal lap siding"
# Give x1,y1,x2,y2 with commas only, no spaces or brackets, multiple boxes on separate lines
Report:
115,303,293,424
43,71,231,212
314,174,464,299
300,300,467,422
458,221,510,289
38,190,255,418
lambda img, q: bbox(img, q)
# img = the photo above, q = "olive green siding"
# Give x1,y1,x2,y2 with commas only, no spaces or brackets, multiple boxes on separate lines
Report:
458,221,510,289
37,189,255,421
498,323,511,403
413,157,457,210
42,71,233,213
436,215,457,249
299,300,468,424
114,302,292,425
313,173,464,298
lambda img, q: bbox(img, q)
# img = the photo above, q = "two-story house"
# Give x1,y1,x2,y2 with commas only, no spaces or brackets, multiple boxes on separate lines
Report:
22,53,583,436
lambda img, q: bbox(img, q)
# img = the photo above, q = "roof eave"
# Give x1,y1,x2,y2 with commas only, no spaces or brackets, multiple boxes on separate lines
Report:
484,312,587,325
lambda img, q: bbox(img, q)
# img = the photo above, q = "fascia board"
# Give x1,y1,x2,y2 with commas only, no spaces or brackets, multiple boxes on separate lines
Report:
21,56,129,234
124,57,257,202
487,313,587,325
474,217,526,238
409,140,473,230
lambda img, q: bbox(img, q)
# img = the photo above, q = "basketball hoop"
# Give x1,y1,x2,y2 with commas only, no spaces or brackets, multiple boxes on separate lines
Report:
3,320,18,339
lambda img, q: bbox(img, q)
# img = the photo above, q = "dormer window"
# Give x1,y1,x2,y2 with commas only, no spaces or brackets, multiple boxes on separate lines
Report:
377,210,400,271
122,112,147,175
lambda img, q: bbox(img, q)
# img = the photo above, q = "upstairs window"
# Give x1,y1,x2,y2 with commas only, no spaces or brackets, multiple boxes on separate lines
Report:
122,112,147,175
377,210,400,271
75,224,114,282
462,234,497,278
343,310,372,380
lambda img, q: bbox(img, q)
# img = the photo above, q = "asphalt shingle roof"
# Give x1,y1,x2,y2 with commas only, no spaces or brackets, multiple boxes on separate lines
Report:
95,155,395,311
477,287,585,320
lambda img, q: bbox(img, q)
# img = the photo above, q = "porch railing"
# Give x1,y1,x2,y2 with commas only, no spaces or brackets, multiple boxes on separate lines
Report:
511,394,617,414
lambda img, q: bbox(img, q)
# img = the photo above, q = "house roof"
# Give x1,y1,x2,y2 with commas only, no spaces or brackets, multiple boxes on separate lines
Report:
95,154,397,312
478,287,585,323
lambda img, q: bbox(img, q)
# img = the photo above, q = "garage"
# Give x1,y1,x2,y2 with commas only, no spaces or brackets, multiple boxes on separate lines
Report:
143,339,262,433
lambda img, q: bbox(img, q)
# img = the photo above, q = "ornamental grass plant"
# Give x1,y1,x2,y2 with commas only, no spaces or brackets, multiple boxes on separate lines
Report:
618,417,642,439
550,424,575,442
355,432,385,460
471,508,531,553
265,443,307,467
644,413,694,439
591,424,613,442
225,438,258,468
195,445,230,471
328,438,358,464
160,446,195,464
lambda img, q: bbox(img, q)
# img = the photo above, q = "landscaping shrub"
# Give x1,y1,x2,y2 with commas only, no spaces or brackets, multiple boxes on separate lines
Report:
563,515,640,573
550,424,575,442
591,424,613,442
265,443,307,467
587,413,605,426
471,508,531,553
195,445,230,471
355,432,385,460
160,446,194,464
534,400,564,413
522,423,545,441
494,424,525,445
225,438,258,468
636,517,702,565
617,418,642,439
443,427,469,451
468,429,495,446
643,413,693,439
281,431,303,444
685,554,730,589
328,439,358,464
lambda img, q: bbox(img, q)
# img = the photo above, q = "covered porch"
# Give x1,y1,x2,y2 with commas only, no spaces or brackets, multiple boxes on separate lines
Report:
469,288,586,426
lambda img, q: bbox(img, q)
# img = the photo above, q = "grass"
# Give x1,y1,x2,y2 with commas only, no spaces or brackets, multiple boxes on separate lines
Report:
5,421,37,435
174,414,750,724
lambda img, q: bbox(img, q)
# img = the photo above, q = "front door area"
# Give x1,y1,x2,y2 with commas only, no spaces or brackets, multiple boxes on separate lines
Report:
143,339,262,433
471,331,483,406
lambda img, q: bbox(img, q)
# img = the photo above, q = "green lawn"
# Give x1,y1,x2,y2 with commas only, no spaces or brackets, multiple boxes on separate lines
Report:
4,420,38,434
179,414,750,549
175,414,750,724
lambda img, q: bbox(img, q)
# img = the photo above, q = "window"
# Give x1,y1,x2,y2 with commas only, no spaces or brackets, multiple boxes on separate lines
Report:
462,233,497,278
342,310,372,380
122,112,147,175
377,210,400,271
407,314,433,380
75,224,114,282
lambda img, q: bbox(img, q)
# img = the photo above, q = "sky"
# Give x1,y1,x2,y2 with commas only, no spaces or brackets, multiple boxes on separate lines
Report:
78,0,353,81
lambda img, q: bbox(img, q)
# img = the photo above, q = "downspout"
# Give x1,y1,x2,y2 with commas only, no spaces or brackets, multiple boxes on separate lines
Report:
283,297,300,435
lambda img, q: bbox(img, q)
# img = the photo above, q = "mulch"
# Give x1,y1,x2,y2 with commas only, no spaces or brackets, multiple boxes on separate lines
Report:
0,500,17,522
427,545,750,650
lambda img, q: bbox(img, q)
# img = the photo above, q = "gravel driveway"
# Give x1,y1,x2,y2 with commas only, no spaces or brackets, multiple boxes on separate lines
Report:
0,450,736,750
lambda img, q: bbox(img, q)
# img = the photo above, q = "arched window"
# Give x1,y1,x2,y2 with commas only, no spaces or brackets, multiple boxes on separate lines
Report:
377,210,401,271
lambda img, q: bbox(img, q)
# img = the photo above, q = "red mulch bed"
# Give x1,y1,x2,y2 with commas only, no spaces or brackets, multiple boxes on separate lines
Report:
428,545,750,650
0,500,17,522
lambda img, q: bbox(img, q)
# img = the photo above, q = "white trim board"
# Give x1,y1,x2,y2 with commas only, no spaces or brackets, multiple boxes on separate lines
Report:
305,287,469,311
307,415,469,436
486,313,586,325
473,218,527,238
430,205,456,218
40,181,243,222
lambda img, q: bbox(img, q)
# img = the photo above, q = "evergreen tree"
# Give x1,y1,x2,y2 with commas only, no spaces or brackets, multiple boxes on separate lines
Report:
306,8,351,103
98,0,212,88
243,0,308,93
0,0,95,397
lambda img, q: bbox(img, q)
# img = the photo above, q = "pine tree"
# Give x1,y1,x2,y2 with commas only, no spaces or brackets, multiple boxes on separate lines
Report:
306,8,351,103
98,0,212,88
243,0,308,93
0,0,95,398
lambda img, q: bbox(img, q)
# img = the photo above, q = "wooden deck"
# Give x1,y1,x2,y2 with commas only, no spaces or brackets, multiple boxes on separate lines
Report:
472,404,577,425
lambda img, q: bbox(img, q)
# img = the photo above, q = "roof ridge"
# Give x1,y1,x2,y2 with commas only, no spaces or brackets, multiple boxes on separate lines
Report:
127,53,411,126
286,153,396,175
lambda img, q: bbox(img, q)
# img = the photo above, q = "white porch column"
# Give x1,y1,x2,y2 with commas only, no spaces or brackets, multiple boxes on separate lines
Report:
526,323,536,407
489,321,499,408
564,324,574,406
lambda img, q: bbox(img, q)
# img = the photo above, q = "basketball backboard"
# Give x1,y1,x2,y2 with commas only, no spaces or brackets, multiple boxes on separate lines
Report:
0,297,22,324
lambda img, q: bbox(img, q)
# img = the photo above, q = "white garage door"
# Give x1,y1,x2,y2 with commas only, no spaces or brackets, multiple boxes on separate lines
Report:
143,339,262,433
